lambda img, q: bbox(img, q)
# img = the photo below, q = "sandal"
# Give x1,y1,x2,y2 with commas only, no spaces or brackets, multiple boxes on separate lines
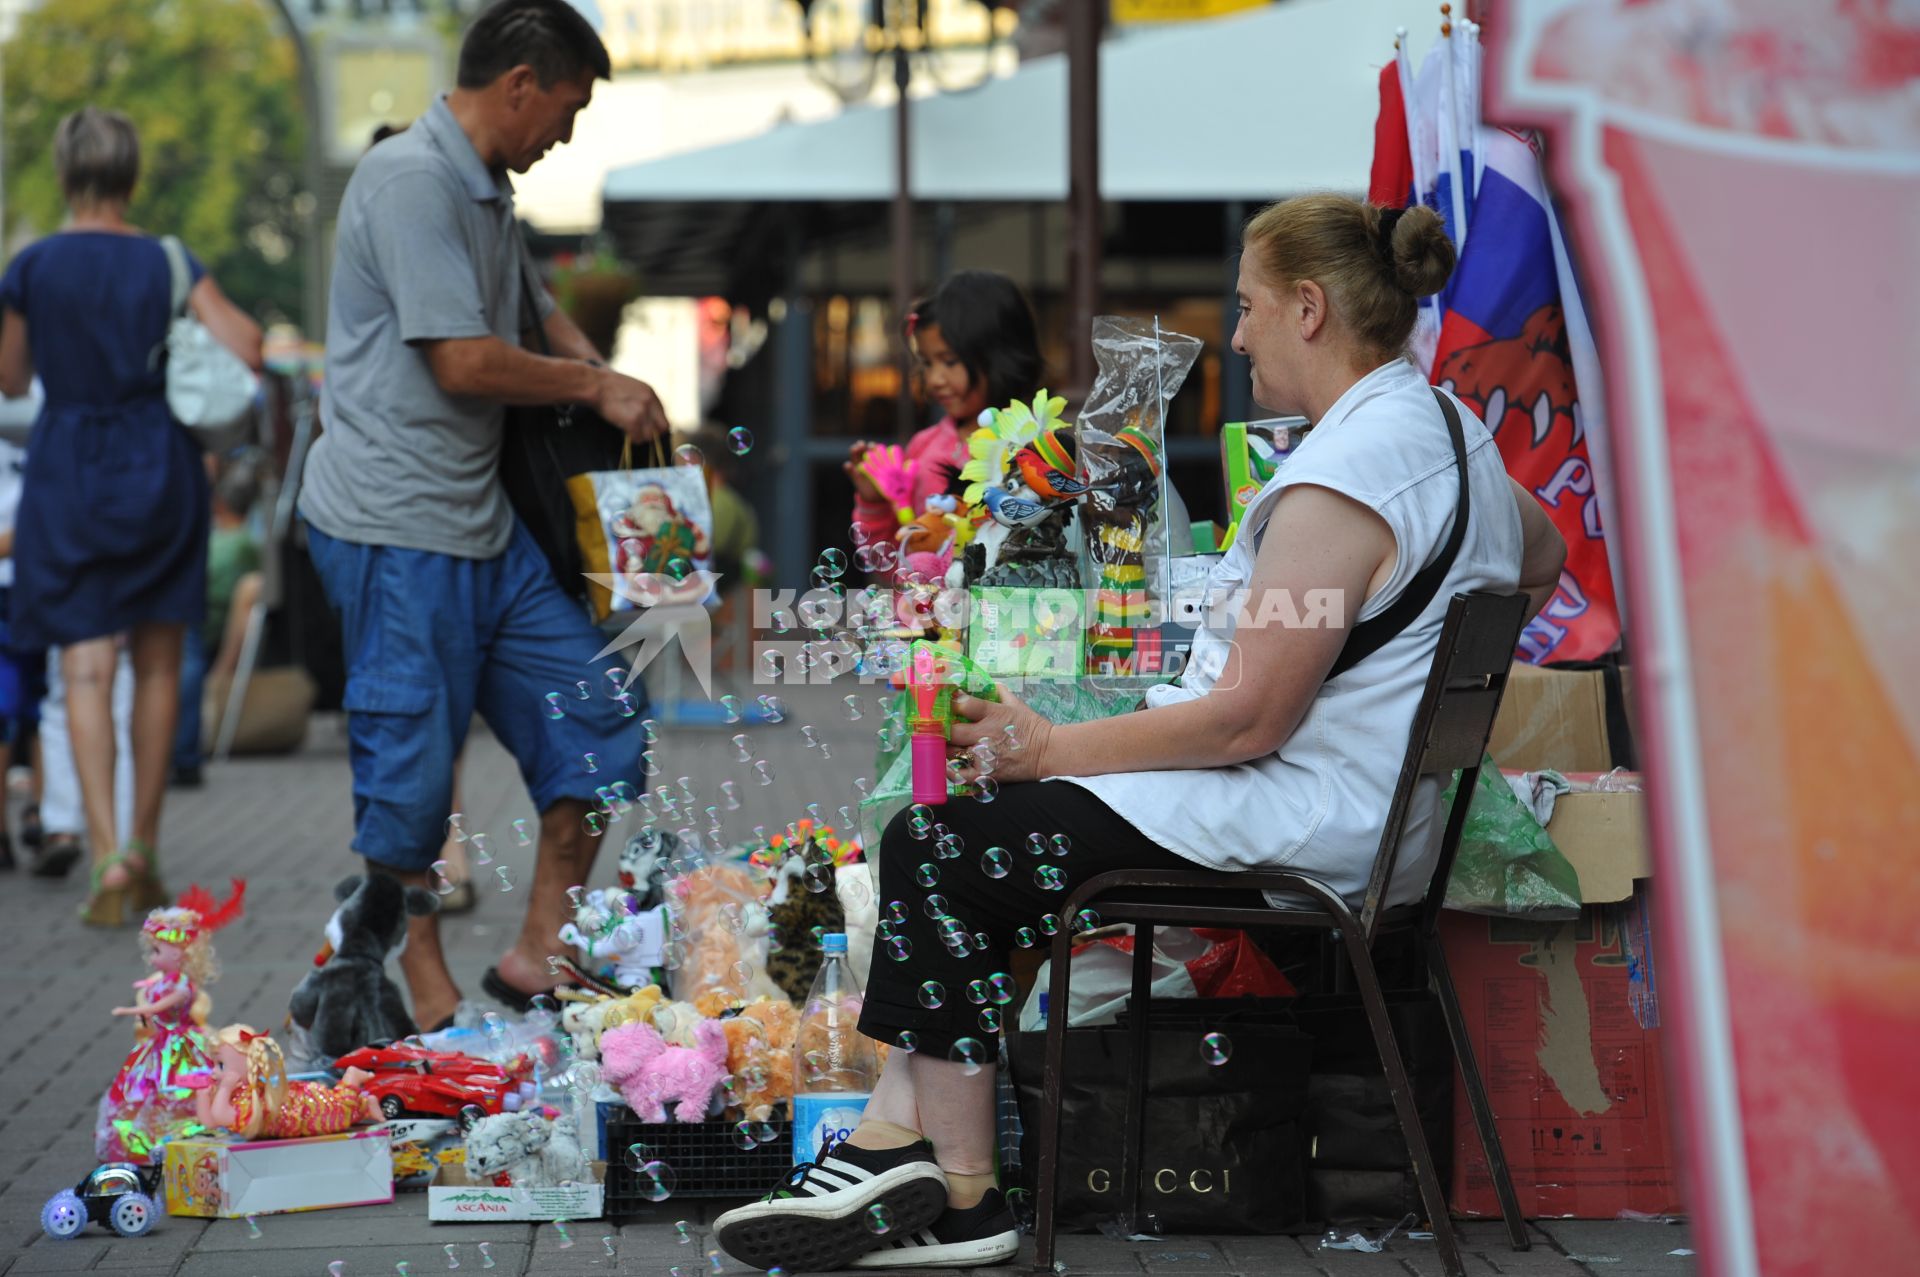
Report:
122,838,169,912
79,849,144,928
21,803,43,852
30,832,83,880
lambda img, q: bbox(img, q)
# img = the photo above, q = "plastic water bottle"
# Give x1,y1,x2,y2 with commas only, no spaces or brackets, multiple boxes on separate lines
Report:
791,933,878,1164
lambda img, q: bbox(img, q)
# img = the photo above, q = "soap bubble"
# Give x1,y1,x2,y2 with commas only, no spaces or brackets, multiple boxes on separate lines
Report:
989,972,1017,1005
1201,1032,1232,1066
1034,864,1066,891
895,1030,919,1053
768,609,793,635
1039,912,1061,935
907,806,934,838
583,811,606,837
720,780,741,810
673,443,705,468
543,693,568,719
732,733,753,761
512,819,533,846
641,718,660,743
949,1037,988,1076
245,1214,262,1239
914,863,940,888
817,548,849,579
918,981,946,1009
469,833,493,865
886,936,912,962
1025,833,1048,856
429,860,457,895
398,1261,414,1275
757,694,786,723
864,1203,894,1235
566,885,585,909
802,862,834,894
924,893,950,919
727,426,755,455
642,749,661,776
614,692,639,717
973,930,992,951
754,760,775,785
446,814,468,842
674,1220,694,1244
974,778,999,803
1051,833,1072,857
980,847,1011,878
495,865,517,891
886,900,910,925
574,680,594,699
1014,926,1037,948
479,1243,495,1269
624,1143,656,1172
978,1008,1003,1033
1074,908,1101,931
554,1221,574,1249
603,1235,617,1258
843,694,864,720
732,1120,762,1150
582,752,600,773
443,1242,459,1267
966,979,990,1005
329,1264,346,1277
639,1160,677,1201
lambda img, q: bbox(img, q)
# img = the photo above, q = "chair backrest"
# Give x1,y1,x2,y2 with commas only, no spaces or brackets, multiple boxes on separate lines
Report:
1356,591,1530,938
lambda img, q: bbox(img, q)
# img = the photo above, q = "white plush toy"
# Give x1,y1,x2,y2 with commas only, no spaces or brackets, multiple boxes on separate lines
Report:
559,888,662,991
462,1111,591,1189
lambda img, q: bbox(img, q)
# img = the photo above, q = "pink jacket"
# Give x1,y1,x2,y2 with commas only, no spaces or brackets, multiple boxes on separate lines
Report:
850,417,972,574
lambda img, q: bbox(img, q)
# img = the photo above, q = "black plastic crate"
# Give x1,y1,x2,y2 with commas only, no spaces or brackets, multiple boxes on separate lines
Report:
603,1109,793,1212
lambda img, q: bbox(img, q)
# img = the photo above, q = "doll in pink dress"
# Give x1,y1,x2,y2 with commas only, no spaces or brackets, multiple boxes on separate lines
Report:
191,1025,381,1140
95,881,245,1162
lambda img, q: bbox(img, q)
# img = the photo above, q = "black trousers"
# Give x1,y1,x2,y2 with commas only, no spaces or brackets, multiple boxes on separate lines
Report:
855,780,1268,1059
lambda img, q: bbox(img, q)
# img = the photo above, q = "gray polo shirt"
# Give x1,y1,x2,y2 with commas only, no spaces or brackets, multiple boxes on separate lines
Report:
301,95,554,559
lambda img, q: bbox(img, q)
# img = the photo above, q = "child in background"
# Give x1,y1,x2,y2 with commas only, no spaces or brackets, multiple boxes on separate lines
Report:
844,271,1043,582
171,453,263,787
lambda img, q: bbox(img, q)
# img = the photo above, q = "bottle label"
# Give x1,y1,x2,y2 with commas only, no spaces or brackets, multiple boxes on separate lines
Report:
791,1093,871,1166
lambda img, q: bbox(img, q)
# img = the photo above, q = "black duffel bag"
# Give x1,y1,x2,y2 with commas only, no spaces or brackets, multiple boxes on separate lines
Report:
1010,999,1312,1234
1291,992,1454,1228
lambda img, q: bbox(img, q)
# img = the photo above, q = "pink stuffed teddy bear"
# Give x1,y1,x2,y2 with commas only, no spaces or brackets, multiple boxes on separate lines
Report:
600,1018,730,1123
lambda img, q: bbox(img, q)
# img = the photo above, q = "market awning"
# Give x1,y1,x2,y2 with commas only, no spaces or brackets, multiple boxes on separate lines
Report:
601,0,1438,207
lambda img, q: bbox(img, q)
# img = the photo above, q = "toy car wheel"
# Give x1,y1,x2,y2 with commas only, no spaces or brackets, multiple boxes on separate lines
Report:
109,1192,156,1238
380,1094,406,1121
41,1190,87,1240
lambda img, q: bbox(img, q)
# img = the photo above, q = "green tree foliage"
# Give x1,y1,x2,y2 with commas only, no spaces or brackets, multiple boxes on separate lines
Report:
3,0,306,322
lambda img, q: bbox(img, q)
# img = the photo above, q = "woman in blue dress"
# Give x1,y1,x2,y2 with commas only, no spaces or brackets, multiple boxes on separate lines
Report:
0,107,262,925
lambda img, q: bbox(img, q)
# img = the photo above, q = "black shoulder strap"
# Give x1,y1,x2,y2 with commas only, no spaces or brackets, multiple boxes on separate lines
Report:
1327,387,1471,679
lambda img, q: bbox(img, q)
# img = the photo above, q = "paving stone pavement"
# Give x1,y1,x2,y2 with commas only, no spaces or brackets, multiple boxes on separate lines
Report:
0,674,1695,1276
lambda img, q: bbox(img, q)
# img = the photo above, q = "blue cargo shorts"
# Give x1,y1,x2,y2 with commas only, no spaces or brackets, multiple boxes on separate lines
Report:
306,518,649,872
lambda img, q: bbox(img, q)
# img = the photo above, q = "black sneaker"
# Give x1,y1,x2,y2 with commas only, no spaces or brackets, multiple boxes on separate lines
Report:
714,1138,948,1273
850,1187,1020,1269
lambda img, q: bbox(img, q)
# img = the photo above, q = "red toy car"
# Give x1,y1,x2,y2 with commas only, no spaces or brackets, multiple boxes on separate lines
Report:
332,1042,530,1123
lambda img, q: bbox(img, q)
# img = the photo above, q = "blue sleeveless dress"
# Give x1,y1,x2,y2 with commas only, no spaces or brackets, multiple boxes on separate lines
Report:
0,232,211,651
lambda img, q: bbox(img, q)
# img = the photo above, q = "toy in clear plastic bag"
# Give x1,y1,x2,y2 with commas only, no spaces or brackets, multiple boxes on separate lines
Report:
1441,755,1584,917
1075,317,1202,677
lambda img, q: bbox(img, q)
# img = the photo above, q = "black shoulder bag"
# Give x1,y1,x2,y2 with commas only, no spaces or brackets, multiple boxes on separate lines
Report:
1326,387,1472,678
498,256,631,600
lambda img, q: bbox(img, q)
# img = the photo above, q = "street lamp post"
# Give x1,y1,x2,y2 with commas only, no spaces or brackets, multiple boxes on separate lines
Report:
1066,0,1103,400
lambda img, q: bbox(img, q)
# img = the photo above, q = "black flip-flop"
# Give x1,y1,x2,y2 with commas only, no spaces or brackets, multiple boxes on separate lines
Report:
481,963,613,1014
423,1013,458,1034
30,834,82,879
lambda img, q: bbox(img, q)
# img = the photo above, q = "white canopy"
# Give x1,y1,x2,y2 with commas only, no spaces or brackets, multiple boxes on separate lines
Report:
602,0,1444,206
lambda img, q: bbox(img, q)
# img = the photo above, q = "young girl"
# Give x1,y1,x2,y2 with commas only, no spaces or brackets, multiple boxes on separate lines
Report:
95,881,244,1161
845,271,1043,582
192,1025,382,1140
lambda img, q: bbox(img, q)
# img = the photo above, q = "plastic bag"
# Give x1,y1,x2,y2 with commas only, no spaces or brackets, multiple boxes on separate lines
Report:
1076,316,1202,677
1441,755,1584,917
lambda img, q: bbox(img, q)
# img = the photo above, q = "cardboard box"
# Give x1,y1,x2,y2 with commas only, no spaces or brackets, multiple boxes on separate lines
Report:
1545,785,1652,905
163,1128,393,1218
382,1118,461,1190
427,1161,606,1222
1488,663,1615,773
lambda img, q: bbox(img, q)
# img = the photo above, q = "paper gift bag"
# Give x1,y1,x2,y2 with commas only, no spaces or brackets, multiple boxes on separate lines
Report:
566,443,716,621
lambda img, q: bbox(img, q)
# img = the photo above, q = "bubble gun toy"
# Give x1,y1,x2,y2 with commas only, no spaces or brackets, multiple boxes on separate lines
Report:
909,643,953,806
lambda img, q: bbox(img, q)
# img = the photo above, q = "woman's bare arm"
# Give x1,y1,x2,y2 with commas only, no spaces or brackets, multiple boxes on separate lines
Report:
1510,477,1568,624
0,307,32,398
189,275,265,372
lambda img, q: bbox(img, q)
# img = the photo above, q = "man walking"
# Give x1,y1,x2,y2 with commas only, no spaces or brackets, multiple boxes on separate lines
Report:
300,0,664,1029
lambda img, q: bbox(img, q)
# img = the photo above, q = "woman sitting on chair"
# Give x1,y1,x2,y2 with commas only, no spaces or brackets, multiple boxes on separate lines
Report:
714,195,1570,1274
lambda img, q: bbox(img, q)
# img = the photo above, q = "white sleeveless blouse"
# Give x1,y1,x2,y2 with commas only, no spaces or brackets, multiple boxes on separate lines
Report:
1056,359,1524,907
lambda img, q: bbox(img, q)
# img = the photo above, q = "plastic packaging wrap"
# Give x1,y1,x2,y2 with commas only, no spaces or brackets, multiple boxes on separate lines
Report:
1075,317,1202,676
1441,756,1584,918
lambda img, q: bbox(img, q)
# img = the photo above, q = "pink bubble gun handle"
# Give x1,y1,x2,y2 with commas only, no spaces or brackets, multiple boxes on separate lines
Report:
908,644,949,806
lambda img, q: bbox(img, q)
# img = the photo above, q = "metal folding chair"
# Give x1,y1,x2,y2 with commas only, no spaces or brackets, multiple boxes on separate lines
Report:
1029,591,1533,1277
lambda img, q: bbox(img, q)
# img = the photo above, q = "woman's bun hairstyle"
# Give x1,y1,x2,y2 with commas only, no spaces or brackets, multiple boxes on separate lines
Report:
1382,204,1455,298
1244,194,1458,360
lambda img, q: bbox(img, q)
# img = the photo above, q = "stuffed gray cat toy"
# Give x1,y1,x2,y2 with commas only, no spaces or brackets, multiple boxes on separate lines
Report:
289,874,438,1062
